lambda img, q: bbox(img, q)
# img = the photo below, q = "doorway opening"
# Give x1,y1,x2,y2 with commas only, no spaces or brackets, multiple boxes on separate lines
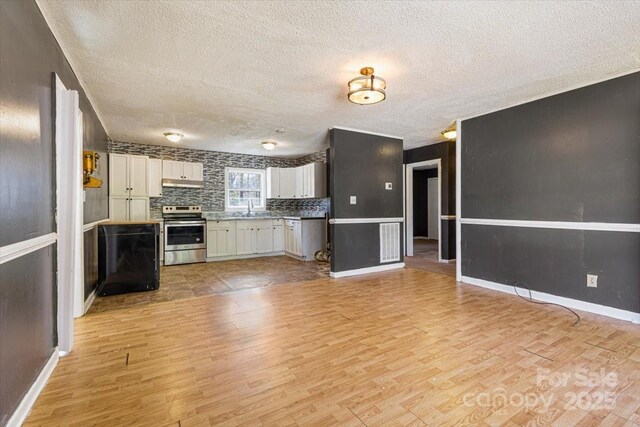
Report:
405,160,441,261
405,159,456,276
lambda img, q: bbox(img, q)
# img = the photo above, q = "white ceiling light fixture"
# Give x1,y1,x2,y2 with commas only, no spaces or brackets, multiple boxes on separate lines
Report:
164,132,183,143
348,67,386,105
441,124,457,140
262,141,277,151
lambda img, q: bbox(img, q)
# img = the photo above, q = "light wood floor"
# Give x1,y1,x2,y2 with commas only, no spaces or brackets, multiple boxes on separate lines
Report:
405,239,456,277
26,268,640,426
89,257,330,314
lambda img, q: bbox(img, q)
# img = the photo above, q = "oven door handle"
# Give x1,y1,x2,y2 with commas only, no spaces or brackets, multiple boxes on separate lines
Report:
165,221,206,227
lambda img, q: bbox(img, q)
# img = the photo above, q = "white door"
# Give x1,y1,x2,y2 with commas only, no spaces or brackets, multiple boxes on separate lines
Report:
266,167,280,198
109,154,129,196
55,84,84,352
128,156,149,196
427,177,439,240
273,226,284,252
183,162,203,181
162,160,183,179
129,197,149,221
148,159,163,197
109,196,129,221
257,227,274,253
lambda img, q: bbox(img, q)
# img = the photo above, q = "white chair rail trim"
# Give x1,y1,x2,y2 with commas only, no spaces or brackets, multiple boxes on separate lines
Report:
460,218,640,233
329,217,404,224
0,232,58,265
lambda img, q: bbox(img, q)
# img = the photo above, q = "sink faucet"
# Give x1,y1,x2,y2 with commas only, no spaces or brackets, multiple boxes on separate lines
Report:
246,199,253,216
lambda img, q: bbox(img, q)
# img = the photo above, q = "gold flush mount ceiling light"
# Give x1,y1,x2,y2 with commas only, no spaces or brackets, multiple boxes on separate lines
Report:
262,141,277,151
348,67,386,105
441,124,457,140
164,132,183,143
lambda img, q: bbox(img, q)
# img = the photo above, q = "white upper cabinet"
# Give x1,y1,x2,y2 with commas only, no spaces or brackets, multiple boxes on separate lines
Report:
266,163,326,200
279,168,296,199
148,159,163,197
109,154,129,196
183,162,203,181
266,167,281,198
109,154,149,197
128,156,149,196
306,162,326,199
162,160,183,180
294,166,304,199
162,160,204,181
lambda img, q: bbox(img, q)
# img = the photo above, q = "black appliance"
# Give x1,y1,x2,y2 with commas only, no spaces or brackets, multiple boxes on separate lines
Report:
97,223,160,296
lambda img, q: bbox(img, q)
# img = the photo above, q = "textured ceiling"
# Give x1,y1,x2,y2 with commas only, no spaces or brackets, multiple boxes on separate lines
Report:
37,1,640,156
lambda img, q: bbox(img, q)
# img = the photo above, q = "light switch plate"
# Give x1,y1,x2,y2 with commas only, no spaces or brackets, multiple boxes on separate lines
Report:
385,182,392,190
587,274,598,288
350,196,357,205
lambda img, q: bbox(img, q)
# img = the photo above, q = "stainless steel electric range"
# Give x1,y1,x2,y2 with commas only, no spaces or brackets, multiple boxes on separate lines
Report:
162,205,206,265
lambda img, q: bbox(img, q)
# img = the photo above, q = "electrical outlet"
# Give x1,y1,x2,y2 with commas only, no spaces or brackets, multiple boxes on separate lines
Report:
385,182,392,190
350,196,357,205
587,274,598,288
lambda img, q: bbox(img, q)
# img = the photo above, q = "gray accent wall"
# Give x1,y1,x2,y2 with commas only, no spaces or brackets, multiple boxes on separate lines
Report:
460,71,640,313
109,141,328,214
328,129,404,273
0,0,108,422
404,141,457,260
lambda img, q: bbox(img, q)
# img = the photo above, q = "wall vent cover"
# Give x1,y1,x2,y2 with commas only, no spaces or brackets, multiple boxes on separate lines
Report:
380,222,401,263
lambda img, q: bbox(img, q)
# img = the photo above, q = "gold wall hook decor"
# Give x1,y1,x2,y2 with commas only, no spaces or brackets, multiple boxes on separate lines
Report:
83,150,103,188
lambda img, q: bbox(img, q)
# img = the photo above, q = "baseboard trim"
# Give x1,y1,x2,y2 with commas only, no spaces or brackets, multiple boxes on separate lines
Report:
461,275,640,324
83,289,96,315
6,348,59,427
441,258,456,263
331,262,405,278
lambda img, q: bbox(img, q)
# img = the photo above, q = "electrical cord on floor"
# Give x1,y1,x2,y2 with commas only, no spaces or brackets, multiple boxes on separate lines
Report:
513,281,581,327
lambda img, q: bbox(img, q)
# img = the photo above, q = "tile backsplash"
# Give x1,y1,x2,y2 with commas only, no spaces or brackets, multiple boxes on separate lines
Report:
108,141,328,213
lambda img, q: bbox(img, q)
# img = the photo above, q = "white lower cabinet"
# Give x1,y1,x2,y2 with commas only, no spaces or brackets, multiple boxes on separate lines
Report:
273,219,284,252
257,225,274,254
206,221,236,257
284,220,302,257
284,218,326,261
236,225,258,255
205,218,323,261
109,196,149,221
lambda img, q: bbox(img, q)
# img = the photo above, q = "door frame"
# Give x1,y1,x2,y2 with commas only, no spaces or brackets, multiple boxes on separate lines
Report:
404,159,442,262
55,75,84,354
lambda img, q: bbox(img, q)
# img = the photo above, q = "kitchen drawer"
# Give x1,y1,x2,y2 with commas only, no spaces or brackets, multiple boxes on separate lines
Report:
272,218,284,225
207,220,235,230
285,219,299,227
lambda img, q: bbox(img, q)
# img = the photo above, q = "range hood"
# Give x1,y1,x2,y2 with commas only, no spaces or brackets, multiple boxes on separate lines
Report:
162,178,204,188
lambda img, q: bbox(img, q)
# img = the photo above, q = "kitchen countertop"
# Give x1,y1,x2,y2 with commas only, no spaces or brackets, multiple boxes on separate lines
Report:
150,211,327,221
101,220,162,225
206,215,326,221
